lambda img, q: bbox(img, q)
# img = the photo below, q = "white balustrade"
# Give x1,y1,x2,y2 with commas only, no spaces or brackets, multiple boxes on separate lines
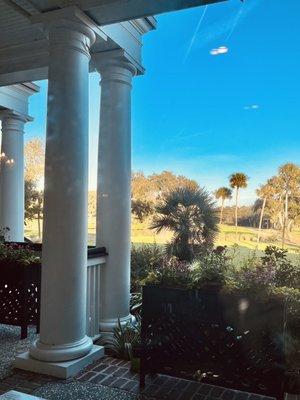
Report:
86,256,106,340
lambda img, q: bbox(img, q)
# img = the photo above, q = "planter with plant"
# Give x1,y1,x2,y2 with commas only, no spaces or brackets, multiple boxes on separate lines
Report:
139,246,300,399
0,234,41,339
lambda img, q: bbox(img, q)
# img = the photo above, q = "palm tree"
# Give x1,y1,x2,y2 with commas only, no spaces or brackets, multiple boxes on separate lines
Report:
215,187,232,224
229,173,248,241
151,187,218,261
278,163,300,247
256,178,275,243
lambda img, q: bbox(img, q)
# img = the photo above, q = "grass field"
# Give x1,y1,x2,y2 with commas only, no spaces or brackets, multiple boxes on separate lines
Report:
25,218,300,262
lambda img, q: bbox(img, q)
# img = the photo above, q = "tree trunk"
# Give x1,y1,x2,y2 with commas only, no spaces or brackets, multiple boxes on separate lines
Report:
220,198,224,225
282,190,288,248
257,197,266,243
235,188,239,242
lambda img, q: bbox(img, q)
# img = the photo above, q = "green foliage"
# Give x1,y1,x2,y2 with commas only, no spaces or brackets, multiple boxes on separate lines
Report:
132,170,199,204
262,246,300,288
215,187,232,201
130,292,142,316
131,244,164,291
229,173,248,190
151,187,218,262
104,317,141,361
142,257,191,289
0,242,39,266
132,199,154,222
25,180,43,221
141,245,299,297
190,246,231,289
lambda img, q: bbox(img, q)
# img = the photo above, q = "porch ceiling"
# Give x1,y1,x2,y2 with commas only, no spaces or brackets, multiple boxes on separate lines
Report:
0,0,224,48
0,0,225,86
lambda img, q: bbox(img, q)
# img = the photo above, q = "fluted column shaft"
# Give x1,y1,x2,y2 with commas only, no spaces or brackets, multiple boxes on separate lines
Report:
95,54,136,332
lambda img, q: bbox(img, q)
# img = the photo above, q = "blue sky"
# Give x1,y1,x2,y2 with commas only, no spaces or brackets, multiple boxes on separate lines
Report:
27,0,300,205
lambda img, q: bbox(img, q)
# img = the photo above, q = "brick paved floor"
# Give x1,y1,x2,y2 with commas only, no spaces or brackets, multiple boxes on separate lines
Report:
76,356,275,400
0,323,288,400
0,354,278,400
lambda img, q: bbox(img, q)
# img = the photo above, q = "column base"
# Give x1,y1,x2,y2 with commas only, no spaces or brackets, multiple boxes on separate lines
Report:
99,314,132,335
14,345,104,379
0,391,43,399
29,335,93,362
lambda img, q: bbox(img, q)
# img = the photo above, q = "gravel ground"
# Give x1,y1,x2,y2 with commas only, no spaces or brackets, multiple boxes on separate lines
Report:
0,325,37,380
33,382,139,400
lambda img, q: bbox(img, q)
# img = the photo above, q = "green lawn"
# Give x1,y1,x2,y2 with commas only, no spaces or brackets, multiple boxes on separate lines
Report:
25,218,300,262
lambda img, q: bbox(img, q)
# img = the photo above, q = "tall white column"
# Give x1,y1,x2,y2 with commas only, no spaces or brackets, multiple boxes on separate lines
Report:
0,112,29,242
94,52,136,333
29,18,96,363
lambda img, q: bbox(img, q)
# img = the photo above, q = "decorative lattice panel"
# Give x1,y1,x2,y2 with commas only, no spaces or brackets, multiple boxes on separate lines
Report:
141,286,286,399
0,262,41,338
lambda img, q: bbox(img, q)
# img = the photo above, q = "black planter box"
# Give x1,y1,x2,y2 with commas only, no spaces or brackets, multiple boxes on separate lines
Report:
0,261,41,339
140,285,286,399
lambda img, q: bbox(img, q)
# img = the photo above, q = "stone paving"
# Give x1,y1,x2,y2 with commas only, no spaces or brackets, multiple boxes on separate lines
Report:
0,324,288,400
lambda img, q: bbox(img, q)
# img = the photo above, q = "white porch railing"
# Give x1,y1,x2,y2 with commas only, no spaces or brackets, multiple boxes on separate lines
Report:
86,256,106,340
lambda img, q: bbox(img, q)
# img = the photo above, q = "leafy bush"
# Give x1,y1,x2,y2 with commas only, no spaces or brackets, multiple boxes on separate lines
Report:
190,246,231,289
236,263,276,293
131,244,164,291
142,256,191,288
262,246,300,288
0,243,39,266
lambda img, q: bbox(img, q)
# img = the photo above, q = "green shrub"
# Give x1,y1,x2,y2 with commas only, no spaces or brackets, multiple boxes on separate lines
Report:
190,246,231,289
0,243,39,266
142,256,191,288
131,244,164,291
261,245,300,288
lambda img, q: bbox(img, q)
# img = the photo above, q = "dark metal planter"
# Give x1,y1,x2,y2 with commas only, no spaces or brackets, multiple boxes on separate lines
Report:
0,261,41,339
140,285,286,399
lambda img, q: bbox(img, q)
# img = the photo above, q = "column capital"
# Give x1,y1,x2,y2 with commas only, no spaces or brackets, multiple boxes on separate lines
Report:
93,50,137,86
31,6,106,58
0,110,32,132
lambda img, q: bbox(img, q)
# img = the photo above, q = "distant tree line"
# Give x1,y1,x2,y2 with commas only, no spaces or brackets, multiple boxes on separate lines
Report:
24,138,300,249
214,163,300,246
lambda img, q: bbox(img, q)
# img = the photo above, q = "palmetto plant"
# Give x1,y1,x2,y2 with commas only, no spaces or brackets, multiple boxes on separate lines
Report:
151,187,218,262
229,173,248,240
105,317,141,361
215,187,232,224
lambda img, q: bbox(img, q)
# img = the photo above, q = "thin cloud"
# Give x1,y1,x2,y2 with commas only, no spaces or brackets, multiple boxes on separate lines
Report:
210,46,229,56
194,0,261,49
183,5,208,63
224,0,245,43
244,104,260,110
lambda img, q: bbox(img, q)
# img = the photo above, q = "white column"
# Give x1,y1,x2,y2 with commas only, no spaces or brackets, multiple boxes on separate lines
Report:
94,52,136,333
0,112,29,242
29,19,96,363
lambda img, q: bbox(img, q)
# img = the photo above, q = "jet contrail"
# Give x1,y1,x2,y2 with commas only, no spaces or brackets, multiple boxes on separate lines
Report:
183,5,208,64
224,1,245,43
